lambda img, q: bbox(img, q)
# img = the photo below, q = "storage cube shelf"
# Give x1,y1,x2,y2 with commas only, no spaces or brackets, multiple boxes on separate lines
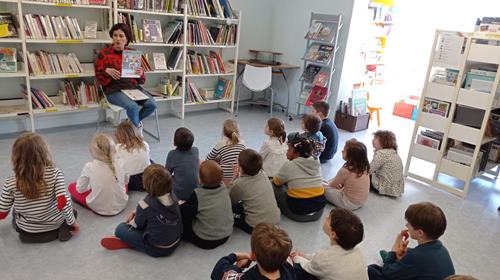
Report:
405,30,500,198
0,1,241,130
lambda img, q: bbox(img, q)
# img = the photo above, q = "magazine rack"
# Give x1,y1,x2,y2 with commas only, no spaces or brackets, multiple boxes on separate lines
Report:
405,30,500,198
296,12,342,116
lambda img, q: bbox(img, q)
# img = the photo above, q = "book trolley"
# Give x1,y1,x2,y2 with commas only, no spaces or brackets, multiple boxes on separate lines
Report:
405,30,500,198
0,0,241,132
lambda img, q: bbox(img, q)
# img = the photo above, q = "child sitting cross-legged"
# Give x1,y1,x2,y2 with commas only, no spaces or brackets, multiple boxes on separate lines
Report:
165,127,199,201
259,117,288,177
230,149,281,234
100,164,182,257
180,160,233,249
211,223,295,280
273,134,326,222
300,114,326,159
311,101,339,163
68,133,129,216
293,208,368,280
368,202,455,280
370,130,404,197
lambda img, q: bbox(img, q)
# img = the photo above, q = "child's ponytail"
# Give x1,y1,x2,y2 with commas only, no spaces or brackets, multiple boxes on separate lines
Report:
90,133,117,181
223,119,241,145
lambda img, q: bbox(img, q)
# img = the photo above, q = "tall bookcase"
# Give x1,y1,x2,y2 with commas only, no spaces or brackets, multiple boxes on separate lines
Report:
296,12,342,116
0,0,241,132
405,30,500,198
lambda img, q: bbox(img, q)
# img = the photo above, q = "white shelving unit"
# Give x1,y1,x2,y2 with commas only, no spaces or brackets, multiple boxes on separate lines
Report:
0,1,241,132
296,12,342,115
405,30,500,198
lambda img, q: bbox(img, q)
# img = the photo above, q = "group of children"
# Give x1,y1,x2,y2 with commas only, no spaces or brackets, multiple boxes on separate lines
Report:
0,100,471,279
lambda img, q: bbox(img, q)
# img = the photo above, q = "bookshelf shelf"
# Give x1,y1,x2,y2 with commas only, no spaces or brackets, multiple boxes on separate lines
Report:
186,44,236,49
145,69,183,74
187,14,238,23
154,96,182,102
0,0,18,3
21,1,111,9
185,73,233,77
130,42,182,47
33,103,100,115
405,30,500,199
0,38,23,43
116,8,183,17
29,71,95,80
184,99,232,106
0,71,27,78
25,39,110,44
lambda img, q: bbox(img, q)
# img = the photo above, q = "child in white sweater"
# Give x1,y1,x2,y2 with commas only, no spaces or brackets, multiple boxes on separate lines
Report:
115,120,151,191
68,133,128,216
259,118,288,177
293,208,368,280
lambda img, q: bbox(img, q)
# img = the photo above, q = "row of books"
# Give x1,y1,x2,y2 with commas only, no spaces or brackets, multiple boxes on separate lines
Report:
186,50,225,74
117,0,180,13
0,48,17,73
431,68,459,86
26,0,107,5
158,76,181,96
464,66,498,93
60,81,103,107
21,85,55,109
186,0,236,19
416,129,444,150
118,14,166,43
187,21,236,45
304,44,334,64
164,21,183,44
27,51,84,76
140,48,182,71
185,77,231,103
305,20,336,43
23,14,83,40
422,97,451,118
338,89,368,116
300,65,329,87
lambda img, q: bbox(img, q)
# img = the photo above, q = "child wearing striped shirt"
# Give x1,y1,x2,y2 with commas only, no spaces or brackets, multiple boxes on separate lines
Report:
206,119,246,185
0,133,79,243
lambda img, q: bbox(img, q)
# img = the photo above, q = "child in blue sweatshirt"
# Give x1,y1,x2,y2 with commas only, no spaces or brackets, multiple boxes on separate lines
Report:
368,202,455,280
100,164,182,258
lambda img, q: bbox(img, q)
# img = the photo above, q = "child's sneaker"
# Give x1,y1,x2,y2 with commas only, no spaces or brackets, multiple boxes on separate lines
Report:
379,250,389,262
137,121,143,137
101,237,131,250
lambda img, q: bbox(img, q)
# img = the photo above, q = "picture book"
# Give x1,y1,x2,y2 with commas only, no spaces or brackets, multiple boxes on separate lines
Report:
0,13,18,38
153,53,167,70
214,78,228,99
422,97,450,117
305,20,336,42
121,89,149,101
304,45,320,61
298,85,313,104
121,50,142,78
84,21,97,39
0,47,16,73
316,45,334,64
305,85,327,106
350,88,367,116
300,65,321,83
417,134,440,149
143,19,163,42
313,72,329,87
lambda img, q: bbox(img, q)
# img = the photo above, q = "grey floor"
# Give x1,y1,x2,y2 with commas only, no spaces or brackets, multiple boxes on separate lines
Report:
0,106,499,280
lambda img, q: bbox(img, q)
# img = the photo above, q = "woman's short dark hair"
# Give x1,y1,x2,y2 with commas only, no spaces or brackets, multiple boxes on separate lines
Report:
109,23,133,46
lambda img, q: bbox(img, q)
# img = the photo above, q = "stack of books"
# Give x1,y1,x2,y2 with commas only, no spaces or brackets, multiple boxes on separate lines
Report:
431,68,459,86
416,130,444,149
185,77,231,103
163,21,183,44
446,144,482,166
60,80,103,107
185,79,205,103
20,85,55,109
186,50,226,74
27,51,84,76
186,0,236,19
188,21,236,45
464,66,498,93
210,24,236,45
303,44,334,64
166,47,183,70
117,0,181,13
23,14,83,40
28,0,107,5
338,89,368,116
118,13,167,43
422,97,451,117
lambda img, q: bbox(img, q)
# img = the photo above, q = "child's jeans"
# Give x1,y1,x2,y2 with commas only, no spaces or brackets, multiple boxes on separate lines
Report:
114,223,179,258
232,202,253,234
367,264,387,280
272,184,324,222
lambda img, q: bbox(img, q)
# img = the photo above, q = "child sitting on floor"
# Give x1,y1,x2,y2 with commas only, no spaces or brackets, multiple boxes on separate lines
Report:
368,202,455,280
273,134,326,222
301,114,326,158
0,132,79,243
207,119,246,185
211,223,295,280
259,117,288,177
293,208,368,280
101,164,182,257
68,133,128,216
230,149,281,234
165,127,199,200
324,139,370,211
180,160,233,249
115,120,151,191
370,130,404,197
311,101,339,163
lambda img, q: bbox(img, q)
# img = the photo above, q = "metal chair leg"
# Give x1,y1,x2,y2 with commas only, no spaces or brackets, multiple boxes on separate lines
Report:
270,88,274,117
142,109,161,142
236,84,242,117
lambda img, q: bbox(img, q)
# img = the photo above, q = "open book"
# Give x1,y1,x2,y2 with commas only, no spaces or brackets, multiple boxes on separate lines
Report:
121,89,149,101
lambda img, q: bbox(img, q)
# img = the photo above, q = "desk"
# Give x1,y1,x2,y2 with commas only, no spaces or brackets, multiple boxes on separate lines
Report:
231,59,299,119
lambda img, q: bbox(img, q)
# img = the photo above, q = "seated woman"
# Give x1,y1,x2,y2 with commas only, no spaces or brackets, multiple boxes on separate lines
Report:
95,23,156,129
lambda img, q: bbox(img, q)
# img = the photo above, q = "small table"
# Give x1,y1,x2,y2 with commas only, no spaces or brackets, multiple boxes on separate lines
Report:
231,58,299,119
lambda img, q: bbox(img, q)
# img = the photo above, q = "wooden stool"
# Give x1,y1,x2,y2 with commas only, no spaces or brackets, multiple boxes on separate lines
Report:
368,106,382,127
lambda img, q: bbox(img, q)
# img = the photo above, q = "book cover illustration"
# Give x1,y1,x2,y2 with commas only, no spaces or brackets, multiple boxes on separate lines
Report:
143,19,163,42
0,47,17,73
0,13,18,38
300,65,321,83
313,72,328,87
305,86,327,106
316,45,334,64
122,50,143,78
153,52,167,70
305,20,336,42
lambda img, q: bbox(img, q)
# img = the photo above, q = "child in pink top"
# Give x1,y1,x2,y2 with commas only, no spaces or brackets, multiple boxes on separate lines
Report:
324,139,370,210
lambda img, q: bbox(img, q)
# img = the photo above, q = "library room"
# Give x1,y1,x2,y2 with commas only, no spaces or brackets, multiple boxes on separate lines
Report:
0,0,499,279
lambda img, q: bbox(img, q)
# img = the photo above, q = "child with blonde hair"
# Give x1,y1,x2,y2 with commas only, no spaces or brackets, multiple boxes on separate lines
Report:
259,117,288,177
0,133,79,243
207,119,246,185
115,120,151,191
68,133,128,216
370,130,404,197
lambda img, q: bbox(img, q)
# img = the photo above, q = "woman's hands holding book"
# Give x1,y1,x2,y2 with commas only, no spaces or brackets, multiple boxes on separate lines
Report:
105,68,121,80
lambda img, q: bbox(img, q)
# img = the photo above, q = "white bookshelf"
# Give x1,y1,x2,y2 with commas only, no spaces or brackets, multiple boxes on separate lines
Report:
0,1,241,131
405,30,500,198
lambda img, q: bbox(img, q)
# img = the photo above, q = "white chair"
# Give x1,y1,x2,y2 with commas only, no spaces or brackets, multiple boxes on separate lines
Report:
235,64,274,116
